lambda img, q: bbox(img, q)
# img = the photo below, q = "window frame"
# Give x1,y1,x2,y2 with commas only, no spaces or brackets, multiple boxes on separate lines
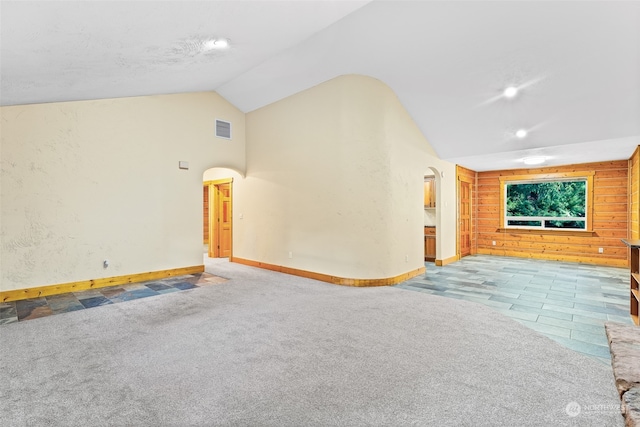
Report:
499,172,595,233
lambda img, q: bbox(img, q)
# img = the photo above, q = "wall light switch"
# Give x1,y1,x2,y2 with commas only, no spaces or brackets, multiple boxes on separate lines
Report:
598,247,604,253
179,161,189,170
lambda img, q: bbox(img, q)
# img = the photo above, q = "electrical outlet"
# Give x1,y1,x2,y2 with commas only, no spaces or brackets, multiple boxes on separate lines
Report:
598,247,604,254
492,241,496,246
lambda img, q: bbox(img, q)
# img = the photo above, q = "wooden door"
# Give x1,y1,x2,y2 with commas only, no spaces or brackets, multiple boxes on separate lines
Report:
460,180,471,257
215,183,232,258
424,227,436,261
203,186,209,244
426,237,436,260
206,179,233,258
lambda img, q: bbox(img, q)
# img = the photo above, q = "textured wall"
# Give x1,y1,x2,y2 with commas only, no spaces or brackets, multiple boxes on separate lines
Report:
1,77,461,291
1,92,245,291
239,74,456,279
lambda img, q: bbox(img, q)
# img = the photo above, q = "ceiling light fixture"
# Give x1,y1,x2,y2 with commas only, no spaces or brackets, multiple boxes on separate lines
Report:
503,86,518,98
202,38,230,51
516,129,527,138
523,156,545,165
213,38,229,48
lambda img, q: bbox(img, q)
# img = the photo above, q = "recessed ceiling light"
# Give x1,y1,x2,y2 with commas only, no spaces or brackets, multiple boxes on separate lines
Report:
503,86,518,98
516,129,527,138
202,38,230,51
213,38,229,48
523,156,545,165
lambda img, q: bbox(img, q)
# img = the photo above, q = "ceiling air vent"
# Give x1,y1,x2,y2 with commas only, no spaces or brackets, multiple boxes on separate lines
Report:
215,119,232,139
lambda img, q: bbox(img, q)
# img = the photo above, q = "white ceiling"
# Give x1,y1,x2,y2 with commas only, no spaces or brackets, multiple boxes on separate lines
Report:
2,0,639,171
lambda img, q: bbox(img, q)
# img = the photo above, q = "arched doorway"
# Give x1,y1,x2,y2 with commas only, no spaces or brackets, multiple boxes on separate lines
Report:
424,167,440,263
203,168,243,258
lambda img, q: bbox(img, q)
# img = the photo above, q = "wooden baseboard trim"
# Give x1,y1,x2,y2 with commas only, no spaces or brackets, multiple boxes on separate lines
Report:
476,248,629,267
0,265,205,303
230,257,425,287
435,255,459,266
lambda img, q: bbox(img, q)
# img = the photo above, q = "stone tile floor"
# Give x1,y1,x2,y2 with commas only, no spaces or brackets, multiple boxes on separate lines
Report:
0,272,228,324
397,255,635,365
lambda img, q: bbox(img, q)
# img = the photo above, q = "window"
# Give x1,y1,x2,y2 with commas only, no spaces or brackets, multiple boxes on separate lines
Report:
499,172,594,232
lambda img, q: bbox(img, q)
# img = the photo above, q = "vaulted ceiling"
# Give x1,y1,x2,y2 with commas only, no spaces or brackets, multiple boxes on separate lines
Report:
2,1,639,171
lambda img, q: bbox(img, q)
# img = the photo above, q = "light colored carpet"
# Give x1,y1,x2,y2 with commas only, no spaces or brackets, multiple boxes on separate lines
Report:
0,260,623,426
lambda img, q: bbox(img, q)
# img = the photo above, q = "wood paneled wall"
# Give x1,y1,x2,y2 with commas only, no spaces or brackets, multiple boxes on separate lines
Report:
476,161,629,267
629,147,640,240
457,165,478,255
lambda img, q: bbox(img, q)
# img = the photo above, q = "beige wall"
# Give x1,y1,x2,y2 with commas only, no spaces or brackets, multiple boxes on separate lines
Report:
235,75,457,279
2,76,458,292
427,165,458,262
1,92,245,291
203,168,245,182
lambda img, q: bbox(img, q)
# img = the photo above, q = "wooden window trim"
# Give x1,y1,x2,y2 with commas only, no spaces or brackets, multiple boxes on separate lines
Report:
495,228,596,237
498,171,595,233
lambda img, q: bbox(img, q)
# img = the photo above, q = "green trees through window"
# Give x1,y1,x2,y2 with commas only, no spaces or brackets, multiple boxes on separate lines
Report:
505,180,586,229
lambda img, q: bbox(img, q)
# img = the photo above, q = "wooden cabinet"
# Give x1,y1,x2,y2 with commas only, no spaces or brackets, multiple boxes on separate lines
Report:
424,177,436,208
424,226,436,261
621,239,640,325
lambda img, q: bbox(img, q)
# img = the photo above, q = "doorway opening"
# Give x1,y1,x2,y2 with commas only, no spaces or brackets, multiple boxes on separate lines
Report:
459,179,472,258
204,179,233,258
423,167,440,265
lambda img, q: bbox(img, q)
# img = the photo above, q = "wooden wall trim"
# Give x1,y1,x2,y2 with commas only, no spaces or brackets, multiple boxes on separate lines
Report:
435,255,459,266
456,165,479,257
495,228,596,237
231,257,425,287
498,171,595,182
498,171,595,231
203,184,210,244
476,248,628,268
0,265,205,302
629,146,640,242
